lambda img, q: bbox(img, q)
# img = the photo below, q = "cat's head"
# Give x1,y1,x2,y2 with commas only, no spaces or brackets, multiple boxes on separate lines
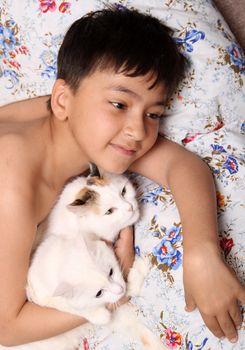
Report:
67,169,139,242
53,240,126,313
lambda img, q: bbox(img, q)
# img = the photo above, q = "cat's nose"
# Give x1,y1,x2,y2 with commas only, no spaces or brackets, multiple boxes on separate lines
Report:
111,283,125,295
127,204,133,212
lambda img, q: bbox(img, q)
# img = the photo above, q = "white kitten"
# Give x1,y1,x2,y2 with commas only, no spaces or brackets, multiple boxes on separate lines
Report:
35,170,140,245
27,237,126,325
27,170,140,324
0,170,166,350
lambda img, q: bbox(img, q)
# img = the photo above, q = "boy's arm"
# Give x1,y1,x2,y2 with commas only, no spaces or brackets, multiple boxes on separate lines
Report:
130,136,245,342
0,96,50,122
0,150,85,346
0,142,133,346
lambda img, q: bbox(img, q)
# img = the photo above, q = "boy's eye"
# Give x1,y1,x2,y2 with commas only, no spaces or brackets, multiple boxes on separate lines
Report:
95,289,104,298
146,112,163,120
121,186,126,197
105,208,115,215
111,101,125,110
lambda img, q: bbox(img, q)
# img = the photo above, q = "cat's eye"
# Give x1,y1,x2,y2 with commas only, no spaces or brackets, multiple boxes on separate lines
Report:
109,268,113,277
121,186,126,197
105,208,114,215
95,289,103,298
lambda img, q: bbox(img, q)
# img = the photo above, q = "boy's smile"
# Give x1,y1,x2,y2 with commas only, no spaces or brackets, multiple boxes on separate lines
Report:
63,69,166,173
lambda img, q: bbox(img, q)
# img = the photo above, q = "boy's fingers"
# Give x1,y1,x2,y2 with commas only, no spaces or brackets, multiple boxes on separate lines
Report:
114,226,134,250
229,304,243,329
218,311,238,343
201,314,225,339
120,225,134,236
238,286,245,304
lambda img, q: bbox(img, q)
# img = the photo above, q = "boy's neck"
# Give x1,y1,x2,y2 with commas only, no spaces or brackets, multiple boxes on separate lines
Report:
43,115,89,190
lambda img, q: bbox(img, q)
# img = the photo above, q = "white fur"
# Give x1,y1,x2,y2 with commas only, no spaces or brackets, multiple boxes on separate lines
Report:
27,237,125,324
36,172,140,244
0,173,167,350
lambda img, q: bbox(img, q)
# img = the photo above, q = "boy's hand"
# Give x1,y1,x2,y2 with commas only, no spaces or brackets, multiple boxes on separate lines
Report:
183,242,245,343
114,226,135,280
107,226,135,312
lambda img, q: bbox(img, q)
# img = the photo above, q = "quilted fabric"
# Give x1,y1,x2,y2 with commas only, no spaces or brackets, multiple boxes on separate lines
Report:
0,1,244,349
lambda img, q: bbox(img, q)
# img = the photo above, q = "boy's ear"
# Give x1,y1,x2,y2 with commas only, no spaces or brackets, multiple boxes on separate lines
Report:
51,79,70,121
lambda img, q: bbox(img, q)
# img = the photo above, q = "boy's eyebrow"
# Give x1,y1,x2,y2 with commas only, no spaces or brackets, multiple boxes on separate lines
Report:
108,85,166,106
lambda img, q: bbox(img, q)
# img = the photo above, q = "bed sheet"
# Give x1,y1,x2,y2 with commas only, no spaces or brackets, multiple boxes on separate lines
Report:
0,1,244,349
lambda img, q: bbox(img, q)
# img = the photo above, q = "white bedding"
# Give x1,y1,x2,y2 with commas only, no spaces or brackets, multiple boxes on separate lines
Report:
0,1,244,349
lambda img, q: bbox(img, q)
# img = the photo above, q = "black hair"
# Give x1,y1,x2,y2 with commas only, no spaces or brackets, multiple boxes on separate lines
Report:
48,6,189,109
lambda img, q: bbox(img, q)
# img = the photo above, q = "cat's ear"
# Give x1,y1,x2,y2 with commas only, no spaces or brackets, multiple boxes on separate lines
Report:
87,163,107,186
67,188,97,213
89,163,101,177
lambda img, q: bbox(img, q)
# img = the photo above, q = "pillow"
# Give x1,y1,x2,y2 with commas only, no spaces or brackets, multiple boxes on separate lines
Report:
1,1,244,143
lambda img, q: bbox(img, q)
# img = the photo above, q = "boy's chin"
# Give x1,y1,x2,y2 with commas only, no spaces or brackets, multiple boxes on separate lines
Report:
96,161,131,175
90,151,139,174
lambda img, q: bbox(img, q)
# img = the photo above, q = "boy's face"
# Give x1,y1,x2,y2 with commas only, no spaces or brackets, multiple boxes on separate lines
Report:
64,69,166,174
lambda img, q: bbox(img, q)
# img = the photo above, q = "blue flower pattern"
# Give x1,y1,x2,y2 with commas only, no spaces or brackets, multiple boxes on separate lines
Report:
152,225,182,271
223,156,239,174
227,43,245,74
140,186,163,206
187,337,208,350
0,22,17,55
153,240,182,270
0,18,28,89
40,50,57,79
175,29,205,52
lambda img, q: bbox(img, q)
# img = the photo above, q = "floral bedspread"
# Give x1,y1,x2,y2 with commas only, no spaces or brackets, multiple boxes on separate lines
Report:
0,0,244,349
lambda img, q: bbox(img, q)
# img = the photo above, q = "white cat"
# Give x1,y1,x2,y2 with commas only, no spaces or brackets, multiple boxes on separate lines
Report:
35,165,140,245
0,169,167,350
27,236,126,324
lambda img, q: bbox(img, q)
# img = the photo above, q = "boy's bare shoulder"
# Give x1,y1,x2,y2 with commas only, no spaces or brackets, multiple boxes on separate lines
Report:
0,122,58,223
0,127,39,193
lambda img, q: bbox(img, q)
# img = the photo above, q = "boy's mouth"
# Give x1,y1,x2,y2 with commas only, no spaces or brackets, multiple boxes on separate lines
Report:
110,143,137,156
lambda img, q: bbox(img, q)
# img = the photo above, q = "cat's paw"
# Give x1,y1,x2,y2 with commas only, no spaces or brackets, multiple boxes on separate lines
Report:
127,255,150,297
83,307,112,325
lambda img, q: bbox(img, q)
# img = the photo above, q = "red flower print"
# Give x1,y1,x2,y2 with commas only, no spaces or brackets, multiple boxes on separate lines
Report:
161,245,168,255
59,1,71,13
213,119,224,131
182,132,201,145
232,47,239,59
83,338,89,350
39,0,57,13
220,237,234,257
165,328,182,349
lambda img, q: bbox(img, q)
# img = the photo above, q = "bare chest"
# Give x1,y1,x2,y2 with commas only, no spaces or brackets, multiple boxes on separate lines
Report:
35,182,61,225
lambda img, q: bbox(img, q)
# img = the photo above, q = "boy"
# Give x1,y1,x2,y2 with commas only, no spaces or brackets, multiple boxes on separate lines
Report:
0,7,244,347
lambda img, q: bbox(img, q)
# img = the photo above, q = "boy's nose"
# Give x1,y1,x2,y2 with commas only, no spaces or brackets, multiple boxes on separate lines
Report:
123,116,146,141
